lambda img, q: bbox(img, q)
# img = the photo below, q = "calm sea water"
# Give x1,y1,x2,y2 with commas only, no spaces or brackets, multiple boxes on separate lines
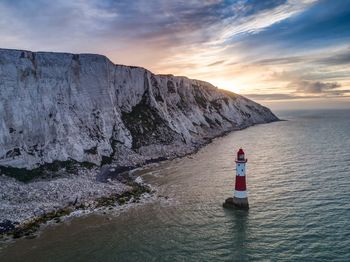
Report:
1,109,350,261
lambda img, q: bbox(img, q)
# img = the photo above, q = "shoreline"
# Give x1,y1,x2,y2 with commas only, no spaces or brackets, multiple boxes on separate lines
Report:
0,170,154,240
0,173,156,241
0,120,279,241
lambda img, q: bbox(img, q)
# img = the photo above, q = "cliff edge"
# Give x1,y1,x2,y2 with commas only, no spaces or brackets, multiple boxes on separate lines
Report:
0,48,278,170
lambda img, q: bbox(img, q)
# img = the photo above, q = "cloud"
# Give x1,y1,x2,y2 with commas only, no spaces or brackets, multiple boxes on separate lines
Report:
250,46,350,67
244,93,298,100
289,80,341,94
217,0,316,43
0,0,120,52
245,80,350,101
0,0,314,50
245,91,350,101
207,60,226,67
316,48,350,65
255,56,305,65
229,0,350,74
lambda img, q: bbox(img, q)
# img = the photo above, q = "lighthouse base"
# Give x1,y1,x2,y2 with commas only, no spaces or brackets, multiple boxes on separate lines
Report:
223,197,249,209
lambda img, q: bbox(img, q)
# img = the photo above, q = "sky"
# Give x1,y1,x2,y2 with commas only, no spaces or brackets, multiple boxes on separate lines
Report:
0,0,349,110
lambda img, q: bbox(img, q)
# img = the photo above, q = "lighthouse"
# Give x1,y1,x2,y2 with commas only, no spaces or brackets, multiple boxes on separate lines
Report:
223,148,249,209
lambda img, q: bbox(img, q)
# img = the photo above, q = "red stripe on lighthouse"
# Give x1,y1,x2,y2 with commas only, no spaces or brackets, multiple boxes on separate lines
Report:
235,176,246,191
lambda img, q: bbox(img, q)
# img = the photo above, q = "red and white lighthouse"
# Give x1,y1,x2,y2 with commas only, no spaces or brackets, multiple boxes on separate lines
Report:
233,148,249,208
223,148,249,209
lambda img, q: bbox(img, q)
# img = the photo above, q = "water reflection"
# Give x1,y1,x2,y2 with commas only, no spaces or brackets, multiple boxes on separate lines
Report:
223,208,250,260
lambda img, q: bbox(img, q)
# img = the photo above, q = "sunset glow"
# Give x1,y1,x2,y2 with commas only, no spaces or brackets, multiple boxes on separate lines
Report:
1,0,349,109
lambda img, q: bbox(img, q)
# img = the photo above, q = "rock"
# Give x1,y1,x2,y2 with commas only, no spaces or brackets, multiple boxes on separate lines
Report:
135,176,143,184
0,48,278,171
0,48,276,238
223,197,249,210
0,219,16,234
0,169,129,226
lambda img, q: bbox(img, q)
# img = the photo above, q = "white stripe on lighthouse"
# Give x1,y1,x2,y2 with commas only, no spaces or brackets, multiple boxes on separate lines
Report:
234,190,247,198
236,163,246,176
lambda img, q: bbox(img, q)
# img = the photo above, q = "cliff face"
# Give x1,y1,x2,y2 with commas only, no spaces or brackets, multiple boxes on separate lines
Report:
0,49,278,169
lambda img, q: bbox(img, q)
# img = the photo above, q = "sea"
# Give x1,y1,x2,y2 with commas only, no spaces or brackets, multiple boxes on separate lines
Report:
1,109,349,261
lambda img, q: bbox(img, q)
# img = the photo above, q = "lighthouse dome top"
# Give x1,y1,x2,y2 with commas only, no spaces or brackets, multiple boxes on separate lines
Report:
236,148,247,163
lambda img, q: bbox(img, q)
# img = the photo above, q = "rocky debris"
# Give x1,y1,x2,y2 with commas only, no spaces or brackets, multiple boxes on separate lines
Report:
223,197,249,209
0,220,17,234
0,169,153,239
0,169,121,228
0,48,278,172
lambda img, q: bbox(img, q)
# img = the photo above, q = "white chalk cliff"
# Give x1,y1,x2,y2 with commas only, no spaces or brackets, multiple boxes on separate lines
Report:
0,49,278,170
